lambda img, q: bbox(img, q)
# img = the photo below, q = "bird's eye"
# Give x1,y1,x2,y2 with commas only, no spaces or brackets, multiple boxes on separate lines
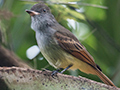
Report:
43,9,46,12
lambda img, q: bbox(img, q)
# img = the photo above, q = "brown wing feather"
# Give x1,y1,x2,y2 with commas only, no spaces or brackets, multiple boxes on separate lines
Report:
54,31,115,86
54,31,97,69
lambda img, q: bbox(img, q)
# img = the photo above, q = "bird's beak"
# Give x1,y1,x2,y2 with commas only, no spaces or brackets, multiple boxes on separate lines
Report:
26,10,40,16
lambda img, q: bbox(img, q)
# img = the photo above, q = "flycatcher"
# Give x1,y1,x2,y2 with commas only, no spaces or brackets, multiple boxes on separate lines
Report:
26,3,115,86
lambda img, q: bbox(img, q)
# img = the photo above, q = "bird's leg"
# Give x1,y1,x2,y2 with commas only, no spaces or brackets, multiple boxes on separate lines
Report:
60,64,73,74
51,68,63,77
51,64,73,77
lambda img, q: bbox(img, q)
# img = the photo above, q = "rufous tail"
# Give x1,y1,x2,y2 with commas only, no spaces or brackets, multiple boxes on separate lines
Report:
95,68,115,86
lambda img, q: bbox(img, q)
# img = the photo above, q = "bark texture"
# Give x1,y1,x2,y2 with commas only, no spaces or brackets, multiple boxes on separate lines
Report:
0,67,119,90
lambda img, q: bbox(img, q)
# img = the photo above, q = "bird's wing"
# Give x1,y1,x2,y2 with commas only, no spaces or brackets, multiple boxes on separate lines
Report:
54,31,98,69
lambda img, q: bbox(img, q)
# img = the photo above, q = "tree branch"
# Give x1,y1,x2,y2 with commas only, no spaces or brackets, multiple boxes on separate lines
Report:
0,67,119,90
0,45,30,68
22,0,108,9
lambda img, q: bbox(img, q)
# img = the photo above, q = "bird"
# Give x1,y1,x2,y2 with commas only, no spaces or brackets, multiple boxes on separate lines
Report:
26,3,115,86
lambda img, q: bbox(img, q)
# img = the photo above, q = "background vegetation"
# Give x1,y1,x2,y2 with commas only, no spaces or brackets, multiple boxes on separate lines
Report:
0,0,120,87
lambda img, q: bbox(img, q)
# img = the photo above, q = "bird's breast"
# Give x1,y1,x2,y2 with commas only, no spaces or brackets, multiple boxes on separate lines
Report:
35,30,88,71
35,31,74,68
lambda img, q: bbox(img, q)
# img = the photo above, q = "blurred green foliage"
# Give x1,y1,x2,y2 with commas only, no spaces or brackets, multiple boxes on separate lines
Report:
0,0,120,87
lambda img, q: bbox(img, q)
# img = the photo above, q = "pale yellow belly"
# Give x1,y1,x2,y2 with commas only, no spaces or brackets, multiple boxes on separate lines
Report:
42,48,96,75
